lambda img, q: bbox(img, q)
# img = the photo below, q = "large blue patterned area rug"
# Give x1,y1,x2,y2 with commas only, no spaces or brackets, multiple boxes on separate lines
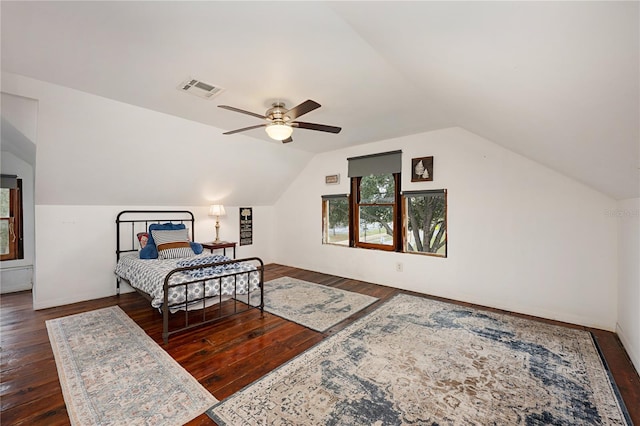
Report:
46,306,217,426
242,276,378,332
209,293,631,425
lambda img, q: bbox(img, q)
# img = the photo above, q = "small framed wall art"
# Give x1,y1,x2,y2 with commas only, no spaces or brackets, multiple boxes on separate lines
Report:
411,156,434,182
325,174,340,185
239,207,253,246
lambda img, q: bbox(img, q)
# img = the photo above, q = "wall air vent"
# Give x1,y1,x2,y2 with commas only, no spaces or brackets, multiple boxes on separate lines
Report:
178,78,224,99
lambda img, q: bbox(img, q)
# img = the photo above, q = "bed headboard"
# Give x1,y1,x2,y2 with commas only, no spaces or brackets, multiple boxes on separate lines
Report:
116,210,195,260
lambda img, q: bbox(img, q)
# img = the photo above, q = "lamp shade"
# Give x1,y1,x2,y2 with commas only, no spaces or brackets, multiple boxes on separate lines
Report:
208,204,226,217
265,123,293,141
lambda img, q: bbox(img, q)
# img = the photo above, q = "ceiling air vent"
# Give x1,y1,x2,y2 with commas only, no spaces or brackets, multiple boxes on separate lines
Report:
178,78,224,99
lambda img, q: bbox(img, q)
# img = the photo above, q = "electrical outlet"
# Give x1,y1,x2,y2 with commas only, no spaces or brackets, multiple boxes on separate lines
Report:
395,262,403,272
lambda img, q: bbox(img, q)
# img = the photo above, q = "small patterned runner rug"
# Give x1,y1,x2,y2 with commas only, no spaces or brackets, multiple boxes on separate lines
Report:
209,293,631,425
244,276,378,332
46,306,217,426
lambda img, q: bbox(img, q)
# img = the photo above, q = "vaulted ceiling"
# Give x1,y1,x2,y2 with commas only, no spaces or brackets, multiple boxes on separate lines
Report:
2,1,638,199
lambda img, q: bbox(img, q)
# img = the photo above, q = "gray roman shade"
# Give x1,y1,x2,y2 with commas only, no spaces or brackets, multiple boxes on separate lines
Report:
1,174,18,189
402,189,446,196
321,194,349,200
347,150,402,177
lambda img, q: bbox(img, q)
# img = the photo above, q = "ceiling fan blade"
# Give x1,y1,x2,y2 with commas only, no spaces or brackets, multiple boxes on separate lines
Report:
223,124,267,135
218,105,266,119
281,136,294,144
293,121,342,134
284,100,321,120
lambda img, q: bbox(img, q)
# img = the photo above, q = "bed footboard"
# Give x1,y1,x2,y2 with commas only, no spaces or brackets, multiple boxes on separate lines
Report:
161,257,264,344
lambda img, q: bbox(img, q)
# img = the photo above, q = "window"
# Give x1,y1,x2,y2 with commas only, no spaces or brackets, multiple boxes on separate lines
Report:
1,175,23,261
322,194,349,246
353,173,399,250
320,151,447,258
347,150,402,251
403,189,447,257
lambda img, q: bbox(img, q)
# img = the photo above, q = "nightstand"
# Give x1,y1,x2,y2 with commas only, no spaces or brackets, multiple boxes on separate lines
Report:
201,241,237,259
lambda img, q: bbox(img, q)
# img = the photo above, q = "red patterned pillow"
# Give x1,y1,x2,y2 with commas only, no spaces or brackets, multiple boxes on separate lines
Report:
137,232,149,249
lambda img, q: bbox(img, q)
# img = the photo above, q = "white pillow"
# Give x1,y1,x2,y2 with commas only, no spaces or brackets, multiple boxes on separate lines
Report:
151,229,195,260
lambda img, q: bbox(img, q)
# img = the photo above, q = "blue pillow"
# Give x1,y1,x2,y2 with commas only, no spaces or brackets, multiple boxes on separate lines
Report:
140,223,188,259
191,242,203,255
139,243,158,259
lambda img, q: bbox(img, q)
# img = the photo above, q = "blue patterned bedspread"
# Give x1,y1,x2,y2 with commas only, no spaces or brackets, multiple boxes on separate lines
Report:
115,252,261,310
177,255,240,277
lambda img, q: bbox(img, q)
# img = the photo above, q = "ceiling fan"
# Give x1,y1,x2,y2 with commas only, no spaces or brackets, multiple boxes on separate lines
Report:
218,99,341,143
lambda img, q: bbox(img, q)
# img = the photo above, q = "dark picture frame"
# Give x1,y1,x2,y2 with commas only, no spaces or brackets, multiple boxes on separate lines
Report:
411,156,434,182
239,207,253,246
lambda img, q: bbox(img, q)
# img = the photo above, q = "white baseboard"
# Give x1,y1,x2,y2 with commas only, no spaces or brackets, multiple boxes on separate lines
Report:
32,285,135,310
0,266,33,293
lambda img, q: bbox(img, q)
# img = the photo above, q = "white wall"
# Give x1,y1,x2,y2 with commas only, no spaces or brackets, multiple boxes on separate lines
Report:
0,72,293,309
33,204,274,309
616,197,640,371
0,151,35,292
274,128,620,330
1,72,313,207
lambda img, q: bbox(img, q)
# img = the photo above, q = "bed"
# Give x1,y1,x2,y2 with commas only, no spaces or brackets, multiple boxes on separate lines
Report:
115,210,264,343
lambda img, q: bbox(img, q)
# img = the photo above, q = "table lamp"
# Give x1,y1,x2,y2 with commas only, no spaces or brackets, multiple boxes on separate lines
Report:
208,204,226,243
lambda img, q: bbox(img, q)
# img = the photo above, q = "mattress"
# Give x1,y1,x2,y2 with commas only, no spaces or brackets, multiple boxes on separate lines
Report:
115,252,261,310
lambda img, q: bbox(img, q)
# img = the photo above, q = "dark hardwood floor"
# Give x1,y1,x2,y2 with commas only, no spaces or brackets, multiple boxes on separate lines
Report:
2,264,639,425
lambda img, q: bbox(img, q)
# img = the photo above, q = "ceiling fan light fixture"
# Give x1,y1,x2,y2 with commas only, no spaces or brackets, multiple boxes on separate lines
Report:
265,123,293,141
220,99,341,142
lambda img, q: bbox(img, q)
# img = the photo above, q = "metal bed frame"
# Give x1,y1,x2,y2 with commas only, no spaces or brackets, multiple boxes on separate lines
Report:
116,210,264,344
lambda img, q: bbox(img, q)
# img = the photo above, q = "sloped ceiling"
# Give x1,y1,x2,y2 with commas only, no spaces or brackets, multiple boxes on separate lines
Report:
1,1,638,200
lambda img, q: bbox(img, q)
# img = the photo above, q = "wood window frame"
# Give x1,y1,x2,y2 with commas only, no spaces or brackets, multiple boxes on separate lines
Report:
321,194,350,246
402,189,448,258
1,179,23,261
350,173,402,252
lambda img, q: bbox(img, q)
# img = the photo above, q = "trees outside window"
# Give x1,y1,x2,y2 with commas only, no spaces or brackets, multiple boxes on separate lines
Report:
322,195,349,245
404,190,447,257
321,150,446,257
353,173,400,251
